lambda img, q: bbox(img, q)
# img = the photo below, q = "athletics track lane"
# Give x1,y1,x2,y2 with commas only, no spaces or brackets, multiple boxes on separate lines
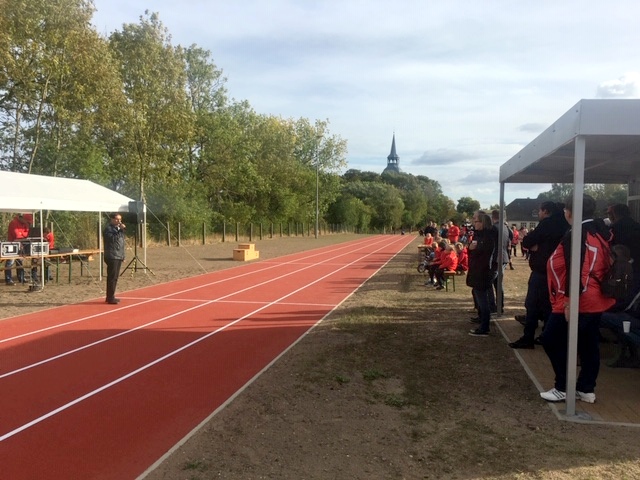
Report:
0,234,414,479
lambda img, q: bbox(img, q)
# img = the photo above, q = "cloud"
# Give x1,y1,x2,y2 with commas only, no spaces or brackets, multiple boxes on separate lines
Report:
411,149,478,166
596,73,640,98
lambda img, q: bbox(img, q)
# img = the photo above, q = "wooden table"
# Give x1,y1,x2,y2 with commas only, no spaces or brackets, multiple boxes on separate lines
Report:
1,250,101,284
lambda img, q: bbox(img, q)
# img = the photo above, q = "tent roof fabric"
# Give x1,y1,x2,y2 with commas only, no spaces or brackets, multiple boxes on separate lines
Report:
500,99,640,184
0,171,133,213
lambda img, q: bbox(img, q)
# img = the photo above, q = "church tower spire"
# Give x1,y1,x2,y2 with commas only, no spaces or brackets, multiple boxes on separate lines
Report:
383,133,400,174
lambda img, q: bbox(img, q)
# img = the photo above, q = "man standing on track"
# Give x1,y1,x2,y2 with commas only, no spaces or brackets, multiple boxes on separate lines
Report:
103,213,126,304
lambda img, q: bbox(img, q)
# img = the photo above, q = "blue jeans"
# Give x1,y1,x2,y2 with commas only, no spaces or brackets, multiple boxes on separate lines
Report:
472,287,492,333
540,312,602,393
601,311,640,348
522,271,550,342
4,259,24,283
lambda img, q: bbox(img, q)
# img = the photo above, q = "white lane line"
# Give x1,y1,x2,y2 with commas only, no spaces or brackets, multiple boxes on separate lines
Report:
0,236,387,345
0,235,413,442
0,236,408,379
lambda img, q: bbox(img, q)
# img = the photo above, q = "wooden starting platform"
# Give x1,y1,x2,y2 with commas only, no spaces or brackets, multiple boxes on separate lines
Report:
232,243,260,261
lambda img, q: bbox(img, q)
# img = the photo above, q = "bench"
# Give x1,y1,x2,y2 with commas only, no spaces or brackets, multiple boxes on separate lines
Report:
233,243,260,261
443,271,457,292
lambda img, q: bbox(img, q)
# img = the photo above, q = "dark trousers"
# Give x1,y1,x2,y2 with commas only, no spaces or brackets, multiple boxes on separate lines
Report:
522,271,551,342
540,312,602,393
488,266,505,313
105,258,123,301
472,287,492,333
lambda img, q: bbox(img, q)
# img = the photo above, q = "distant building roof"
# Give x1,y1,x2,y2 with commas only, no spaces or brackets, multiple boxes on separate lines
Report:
505,198,540,221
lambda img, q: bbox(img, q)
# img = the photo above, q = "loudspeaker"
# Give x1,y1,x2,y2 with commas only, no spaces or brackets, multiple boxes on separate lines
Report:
128,201,145,224
128,201,144,214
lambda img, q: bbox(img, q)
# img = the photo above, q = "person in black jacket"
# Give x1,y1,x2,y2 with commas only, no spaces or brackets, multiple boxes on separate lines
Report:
608,203,640,308
509,201,569,349
103,213,126,304
467,212,497,336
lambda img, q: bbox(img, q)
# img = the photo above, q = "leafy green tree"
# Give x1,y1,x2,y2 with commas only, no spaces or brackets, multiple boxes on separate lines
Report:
107,12,193,201
456,196,481,217
0,0,123,179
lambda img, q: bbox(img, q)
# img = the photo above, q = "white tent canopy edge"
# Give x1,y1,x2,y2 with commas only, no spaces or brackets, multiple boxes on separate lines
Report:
0,171,133,213
499,99,640,419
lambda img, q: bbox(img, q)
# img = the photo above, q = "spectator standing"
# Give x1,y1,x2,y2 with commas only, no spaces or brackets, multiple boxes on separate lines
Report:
5,214,30,285
607,203,640,306
103,213,126,304
510,224,520,258
447,220,460,244
509,201,569,349
519,226,529,259
467,212,497,336
489,210,511,313
539,194,614,404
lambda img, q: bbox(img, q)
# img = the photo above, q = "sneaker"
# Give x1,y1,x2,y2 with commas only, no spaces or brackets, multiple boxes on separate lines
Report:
540,388,566,402
435,285,444,290
469,316,481,324
6,280,15,286
576,391,596,404
469,328,489,337
508,337,535,349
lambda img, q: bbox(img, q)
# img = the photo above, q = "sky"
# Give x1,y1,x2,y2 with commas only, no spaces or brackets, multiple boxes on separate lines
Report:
91,0,640,208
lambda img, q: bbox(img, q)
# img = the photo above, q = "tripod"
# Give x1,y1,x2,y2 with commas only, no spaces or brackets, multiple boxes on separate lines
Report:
121,225,155,276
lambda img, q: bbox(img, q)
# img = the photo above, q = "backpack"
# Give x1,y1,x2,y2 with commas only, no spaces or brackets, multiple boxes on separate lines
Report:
600,244,634,300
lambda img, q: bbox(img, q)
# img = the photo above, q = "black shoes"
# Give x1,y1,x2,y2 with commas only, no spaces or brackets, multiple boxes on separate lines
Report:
105,298,121,304
469,328,489,337
509,337,535,349
514,315,526,325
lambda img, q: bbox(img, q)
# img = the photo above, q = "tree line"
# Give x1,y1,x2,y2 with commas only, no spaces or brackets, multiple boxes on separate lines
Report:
1,0,463,238
1,1,627,247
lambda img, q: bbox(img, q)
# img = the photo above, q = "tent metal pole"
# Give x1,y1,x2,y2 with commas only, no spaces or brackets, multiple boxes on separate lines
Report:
565,135,586,417
497,182,505,316
99,213,103,282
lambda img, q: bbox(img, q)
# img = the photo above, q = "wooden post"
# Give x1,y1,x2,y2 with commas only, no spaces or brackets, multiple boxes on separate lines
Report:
235,222,239,242
259,223,263,240
250,223,253,242
178,222,181,247
222,221,226,243
167,224,171,247
202,222,206,245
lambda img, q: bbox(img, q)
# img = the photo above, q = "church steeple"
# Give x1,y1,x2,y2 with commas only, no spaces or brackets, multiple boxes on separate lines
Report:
383,133,400,174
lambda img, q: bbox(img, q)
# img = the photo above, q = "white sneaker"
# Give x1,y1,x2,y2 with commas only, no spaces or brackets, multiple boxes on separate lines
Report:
576,391,596,403
540,388,566,402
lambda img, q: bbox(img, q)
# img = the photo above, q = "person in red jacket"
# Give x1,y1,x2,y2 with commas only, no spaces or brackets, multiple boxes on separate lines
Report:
5,213,30,284
539,194,615,404
454,242,468,273
447,220,460,244
435,243,459,290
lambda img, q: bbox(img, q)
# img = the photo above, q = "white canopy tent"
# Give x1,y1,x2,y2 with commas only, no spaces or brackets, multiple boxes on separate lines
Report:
499,99,640,418
0,171,133,213
1,171,135,287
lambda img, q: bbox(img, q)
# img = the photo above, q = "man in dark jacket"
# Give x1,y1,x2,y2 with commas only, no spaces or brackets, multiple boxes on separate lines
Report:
509,201,569,349
103,213,126,304
608,203,640,307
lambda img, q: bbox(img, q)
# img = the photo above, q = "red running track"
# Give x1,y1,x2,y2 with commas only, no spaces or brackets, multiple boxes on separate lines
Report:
0,234,413,479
